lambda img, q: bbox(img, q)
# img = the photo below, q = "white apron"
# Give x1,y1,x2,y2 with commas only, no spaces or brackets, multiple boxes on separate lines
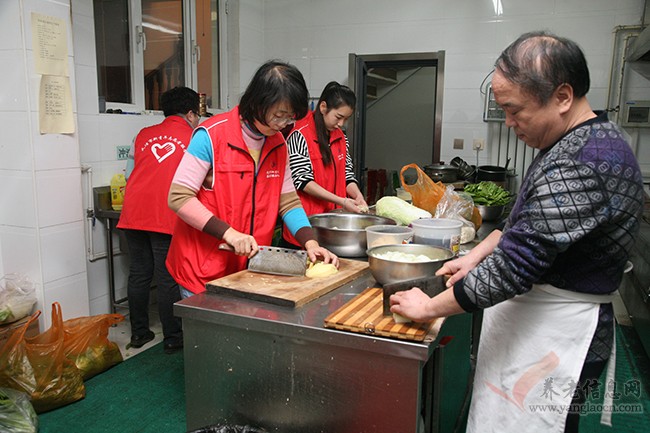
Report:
466,284,616,433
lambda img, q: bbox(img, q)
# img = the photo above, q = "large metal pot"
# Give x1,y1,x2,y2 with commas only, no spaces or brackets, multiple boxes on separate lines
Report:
477,165,507,189
309,213,396,257
367,244,454,285
423,164,459,183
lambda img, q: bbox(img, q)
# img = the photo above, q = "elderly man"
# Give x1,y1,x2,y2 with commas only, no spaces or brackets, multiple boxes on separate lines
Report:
390,31,644,432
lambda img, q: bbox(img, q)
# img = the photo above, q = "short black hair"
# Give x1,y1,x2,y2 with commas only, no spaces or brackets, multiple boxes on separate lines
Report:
160,87,200,117
239,60,309,126
495,31,590,105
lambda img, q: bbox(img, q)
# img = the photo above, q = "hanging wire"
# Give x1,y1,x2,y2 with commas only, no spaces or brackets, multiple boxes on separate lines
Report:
479,69,495,96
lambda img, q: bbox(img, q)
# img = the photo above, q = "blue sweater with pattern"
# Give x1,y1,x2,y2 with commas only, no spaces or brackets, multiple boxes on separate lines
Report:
455,113,644,361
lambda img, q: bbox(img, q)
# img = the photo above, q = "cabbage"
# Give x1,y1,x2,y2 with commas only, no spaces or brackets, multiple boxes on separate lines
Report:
375,196,432,226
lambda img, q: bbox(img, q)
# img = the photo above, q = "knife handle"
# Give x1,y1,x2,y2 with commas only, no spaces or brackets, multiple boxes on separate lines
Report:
218,243,234,252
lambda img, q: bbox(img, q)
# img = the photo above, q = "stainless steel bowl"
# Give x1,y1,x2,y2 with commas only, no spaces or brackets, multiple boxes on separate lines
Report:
309,213,396,257
476,204,505,222
366,244,454,285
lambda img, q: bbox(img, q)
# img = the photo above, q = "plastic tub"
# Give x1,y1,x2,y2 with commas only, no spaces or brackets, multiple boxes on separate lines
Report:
410,218,463,255
365,225,414,249
395,188,412,202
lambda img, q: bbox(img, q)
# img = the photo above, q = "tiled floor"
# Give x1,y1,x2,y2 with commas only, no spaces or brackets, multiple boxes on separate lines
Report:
108,304,164,360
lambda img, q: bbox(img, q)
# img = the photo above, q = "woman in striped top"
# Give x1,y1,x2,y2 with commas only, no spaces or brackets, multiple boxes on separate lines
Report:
282,82,368,247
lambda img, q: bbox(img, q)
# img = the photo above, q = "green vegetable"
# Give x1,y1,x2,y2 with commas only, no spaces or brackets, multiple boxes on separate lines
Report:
0,387,38,433
464,182,511,206
375,196,432,225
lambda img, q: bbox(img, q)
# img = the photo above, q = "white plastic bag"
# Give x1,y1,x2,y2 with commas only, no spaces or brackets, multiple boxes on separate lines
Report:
0,274,37,325
434,185,477,244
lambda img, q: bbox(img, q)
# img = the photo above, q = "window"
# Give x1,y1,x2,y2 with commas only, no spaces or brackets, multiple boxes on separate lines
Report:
94,0,226,112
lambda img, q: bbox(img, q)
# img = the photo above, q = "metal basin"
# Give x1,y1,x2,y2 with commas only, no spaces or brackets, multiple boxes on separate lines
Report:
309,213,396,257
367,244,454,285
476,204,505,222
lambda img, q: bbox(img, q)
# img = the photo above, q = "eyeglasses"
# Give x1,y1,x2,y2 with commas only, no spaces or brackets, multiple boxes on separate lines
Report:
268,114,296,127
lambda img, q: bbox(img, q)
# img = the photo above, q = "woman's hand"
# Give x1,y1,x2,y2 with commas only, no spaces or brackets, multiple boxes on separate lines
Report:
222,227,258,258
352,195,369,213
341,196,368,213
304,240,339,267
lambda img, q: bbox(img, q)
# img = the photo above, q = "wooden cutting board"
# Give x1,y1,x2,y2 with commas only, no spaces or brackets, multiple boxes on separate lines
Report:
205,258,369,307
324,287,439,341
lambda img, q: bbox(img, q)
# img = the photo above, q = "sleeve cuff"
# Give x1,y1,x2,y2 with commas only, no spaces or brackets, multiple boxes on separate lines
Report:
453,278,480,313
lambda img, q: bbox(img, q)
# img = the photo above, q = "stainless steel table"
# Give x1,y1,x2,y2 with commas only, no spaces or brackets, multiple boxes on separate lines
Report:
175,272,472,433
93,186,128,313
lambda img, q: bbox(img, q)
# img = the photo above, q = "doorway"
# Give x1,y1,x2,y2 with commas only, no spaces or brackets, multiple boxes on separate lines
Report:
347,52,445,202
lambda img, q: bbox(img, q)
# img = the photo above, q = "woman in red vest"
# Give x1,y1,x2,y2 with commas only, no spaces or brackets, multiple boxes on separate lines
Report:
166,61,338,296
117,86,199,354
282,82,368,247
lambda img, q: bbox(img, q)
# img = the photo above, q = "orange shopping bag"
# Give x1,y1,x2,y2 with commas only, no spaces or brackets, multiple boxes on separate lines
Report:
399,164,446,215
0,303,86,413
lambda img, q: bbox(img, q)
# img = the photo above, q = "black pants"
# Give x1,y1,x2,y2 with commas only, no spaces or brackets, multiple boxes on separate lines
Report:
124,229,183,345
564,359,608,433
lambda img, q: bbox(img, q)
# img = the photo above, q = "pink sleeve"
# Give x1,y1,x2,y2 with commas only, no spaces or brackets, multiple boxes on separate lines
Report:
177,197,214,231
172,153,212,192
281,156,297,194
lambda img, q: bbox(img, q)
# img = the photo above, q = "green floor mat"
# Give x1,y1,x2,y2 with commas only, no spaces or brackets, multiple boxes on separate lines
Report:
579,325,650,432
38,342,185,433
35,324,649,433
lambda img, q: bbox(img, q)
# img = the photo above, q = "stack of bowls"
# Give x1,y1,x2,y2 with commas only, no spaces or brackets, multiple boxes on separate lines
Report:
450,157,476,181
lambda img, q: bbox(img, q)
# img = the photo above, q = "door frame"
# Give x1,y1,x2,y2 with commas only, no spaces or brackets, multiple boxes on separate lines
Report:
347,51,445,183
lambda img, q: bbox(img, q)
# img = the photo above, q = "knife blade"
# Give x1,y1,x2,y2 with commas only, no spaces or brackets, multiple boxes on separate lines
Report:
382,275,447,316
219,244,308,276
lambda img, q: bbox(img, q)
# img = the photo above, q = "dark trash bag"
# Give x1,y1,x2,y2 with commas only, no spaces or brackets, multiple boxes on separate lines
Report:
188,424,267,433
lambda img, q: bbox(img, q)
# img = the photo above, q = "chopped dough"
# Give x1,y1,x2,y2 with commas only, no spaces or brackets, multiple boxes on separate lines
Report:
305,261,339,278
392,312,411,324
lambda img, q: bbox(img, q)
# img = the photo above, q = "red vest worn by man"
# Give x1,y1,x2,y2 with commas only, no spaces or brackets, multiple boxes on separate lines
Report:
283,111,347,245
117,115,192,234
165,107,288,294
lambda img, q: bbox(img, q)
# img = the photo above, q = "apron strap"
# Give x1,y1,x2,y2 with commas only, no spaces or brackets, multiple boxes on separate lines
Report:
534,284,616,304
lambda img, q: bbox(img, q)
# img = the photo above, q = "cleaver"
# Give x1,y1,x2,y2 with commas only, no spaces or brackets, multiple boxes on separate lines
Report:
382,275,447,316
219,244,308,277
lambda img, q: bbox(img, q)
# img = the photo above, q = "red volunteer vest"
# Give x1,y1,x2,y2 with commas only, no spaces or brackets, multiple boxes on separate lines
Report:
117,115,192,234
165,107,288,294
283,111,347,245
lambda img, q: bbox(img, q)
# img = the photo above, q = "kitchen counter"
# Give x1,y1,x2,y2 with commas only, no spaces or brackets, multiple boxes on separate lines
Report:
175,271,473,433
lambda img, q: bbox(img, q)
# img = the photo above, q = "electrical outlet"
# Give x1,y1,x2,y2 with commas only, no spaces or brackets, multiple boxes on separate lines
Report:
453,138,464,150
472,139,485,151
116,146,130,160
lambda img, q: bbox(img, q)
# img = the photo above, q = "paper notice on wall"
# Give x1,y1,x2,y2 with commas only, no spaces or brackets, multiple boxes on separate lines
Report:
31,13,68,76
39,75,75,134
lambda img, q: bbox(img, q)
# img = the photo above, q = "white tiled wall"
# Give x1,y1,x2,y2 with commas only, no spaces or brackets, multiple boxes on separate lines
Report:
0,0,89,329
3,0,647,323
262,0,645,166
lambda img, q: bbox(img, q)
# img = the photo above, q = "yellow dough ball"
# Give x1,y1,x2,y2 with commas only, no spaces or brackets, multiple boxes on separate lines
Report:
305,261,338,278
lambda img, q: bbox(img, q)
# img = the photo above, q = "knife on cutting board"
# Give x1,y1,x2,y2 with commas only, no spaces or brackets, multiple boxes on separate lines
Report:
219,244,308,276
382,275,447,316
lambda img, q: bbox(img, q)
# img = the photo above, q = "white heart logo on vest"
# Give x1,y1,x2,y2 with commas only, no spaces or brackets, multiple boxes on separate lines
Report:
151,141,176,163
